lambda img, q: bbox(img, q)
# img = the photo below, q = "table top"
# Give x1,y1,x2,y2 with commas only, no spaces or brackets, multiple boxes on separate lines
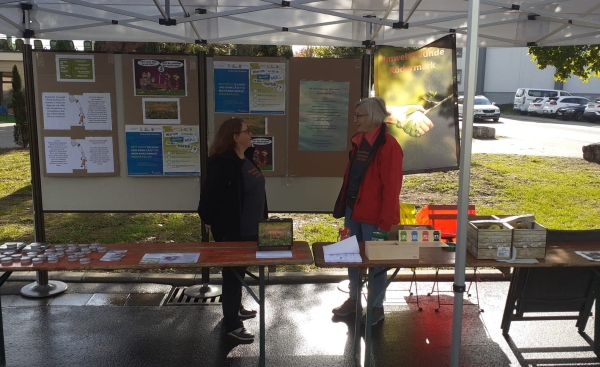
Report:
0,241,313,272
312,240,600,268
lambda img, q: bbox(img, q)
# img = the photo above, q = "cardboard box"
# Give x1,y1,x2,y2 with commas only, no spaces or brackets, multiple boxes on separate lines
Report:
365,241,419,260
493,215,547,259
467,220,513,260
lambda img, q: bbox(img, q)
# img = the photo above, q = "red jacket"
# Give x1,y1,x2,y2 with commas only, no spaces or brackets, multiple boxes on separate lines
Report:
333,124,404,231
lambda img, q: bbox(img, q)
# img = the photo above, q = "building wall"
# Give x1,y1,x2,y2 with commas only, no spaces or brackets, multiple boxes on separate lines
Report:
457,47,600,104
0,51,24,106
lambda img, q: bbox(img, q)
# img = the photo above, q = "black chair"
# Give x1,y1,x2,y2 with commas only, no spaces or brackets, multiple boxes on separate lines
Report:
501,229,600,334
33,40,44,50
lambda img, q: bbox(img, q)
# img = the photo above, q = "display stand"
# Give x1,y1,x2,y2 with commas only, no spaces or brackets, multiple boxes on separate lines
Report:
184,267,222,299
20,270,67,298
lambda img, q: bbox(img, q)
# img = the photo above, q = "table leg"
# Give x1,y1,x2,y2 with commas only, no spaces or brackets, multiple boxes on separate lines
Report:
0,271,12,367
593,268,600,357
259,266,265,367
363,268,375,367
354,268,363,366
501,267,522,333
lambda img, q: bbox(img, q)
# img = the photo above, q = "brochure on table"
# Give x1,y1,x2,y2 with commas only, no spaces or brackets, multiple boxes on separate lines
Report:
323,236,362,263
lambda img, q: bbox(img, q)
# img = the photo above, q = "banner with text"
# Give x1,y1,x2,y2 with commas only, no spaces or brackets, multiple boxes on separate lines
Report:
374,34,459,174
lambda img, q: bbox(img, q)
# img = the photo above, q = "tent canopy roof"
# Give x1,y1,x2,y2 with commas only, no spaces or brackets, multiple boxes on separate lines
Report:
1,0,599,48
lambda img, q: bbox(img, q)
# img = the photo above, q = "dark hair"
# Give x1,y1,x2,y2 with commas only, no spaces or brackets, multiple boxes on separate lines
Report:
209,117,244,156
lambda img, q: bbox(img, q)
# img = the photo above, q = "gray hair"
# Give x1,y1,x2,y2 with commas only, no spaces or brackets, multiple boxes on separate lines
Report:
356,97,391,129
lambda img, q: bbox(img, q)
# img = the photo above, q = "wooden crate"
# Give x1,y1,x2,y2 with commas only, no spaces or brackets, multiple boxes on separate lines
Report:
494,215,547,259
467,221,513,260
365,241,419,260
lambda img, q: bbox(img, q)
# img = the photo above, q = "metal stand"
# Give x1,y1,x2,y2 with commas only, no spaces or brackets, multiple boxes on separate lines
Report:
184,267,222,299
427,267,483,312
184,284,222,299
20,271,67,298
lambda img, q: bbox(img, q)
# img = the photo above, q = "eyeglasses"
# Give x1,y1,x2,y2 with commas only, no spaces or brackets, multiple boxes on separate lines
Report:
353,113,367,118
237,129,249,135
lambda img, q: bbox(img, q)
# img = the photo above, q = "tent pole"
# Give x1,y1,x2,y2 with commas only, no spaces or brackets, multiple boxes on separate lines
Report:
450,0,480,366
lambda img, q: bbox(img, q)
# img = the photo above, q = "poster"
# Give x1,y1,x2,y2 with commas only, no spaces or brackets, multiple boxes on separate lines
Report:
298,80,349,151
133,58,187,96
251,136,274,171
214,61,285,114
374,34,459,174
142,98,181,125
56,54,95,82
125,125,200,176
44,136,115,174
43,92,112,131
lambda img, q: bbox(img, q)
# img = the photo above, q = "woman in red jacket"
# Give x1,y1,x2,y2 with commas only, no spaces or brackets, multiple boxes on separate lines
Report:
332,97,404,325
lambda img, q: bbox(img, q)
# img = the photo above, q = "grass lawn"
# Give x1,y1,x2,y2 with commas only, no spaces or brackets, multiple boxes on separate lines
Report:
1,148,599,272
0,115,15,123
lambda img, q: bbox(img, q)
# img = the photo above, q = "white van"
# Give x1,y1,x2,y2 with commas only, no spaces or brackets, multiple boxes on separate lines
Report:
514,88,572,115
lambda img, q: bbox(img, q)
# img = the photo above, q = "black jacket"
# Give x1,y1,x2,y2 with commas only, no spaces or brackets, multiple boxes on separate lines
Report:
198,147,268,242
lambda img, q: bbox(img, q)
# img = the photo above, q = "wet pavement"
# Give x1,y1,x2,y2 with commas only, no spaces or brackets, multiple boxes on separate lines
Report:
1,272,598,367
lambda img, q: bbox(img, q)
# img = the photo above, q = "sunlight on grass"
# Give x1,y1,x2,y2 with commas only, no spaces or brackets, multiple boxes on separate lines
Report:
1,149,600,270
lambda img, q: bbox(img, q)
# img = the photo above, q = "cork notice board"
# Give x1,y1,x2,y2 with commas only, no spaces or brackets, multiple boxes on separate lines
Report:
34,52,202,212
288,57,363,177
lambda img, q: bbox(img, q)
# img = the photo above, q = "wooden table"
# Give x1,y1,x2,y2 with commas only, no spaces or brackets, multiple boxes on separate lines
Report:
313,240,600,367
0,241,313,367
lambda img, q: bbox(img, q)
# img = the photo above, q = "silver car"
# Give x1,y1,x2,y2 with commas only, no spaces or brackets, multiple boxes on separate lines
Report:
583,99,600,122
458,95,501,122
542,96,590,117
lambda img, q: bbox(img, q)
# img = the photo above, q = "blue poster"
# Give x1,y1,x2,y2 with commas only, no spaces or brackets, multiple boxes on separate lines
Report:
214,68,250,113
126,130,163,175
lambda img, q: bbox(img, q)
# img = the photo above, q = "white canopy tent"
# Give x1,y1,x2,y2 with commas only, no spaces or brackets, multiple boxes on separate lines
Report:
0,0,599,47
1,1,599,367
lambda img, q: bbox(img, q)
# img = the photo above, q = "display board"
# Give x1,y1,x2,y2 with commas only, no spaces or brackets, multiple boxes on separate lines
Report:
35,52,202,212
206,56,364,212
35,50,456,213
288,57,363,177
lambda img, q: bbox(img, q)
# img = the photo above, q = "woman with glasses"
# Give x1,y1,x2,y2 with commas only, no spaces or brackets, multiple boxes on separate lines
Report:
198,117,268,343
331,97,404,326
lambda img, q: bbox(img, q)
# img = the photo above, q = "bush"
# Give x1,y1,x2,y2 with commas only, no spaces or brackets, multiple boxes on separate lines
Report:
10,64,29,148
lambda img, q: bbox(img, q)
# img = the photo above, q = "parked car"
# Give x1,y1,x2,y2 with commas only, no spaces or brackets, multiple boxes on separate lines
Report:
527,97,548,116
583,99,600,122
513,88,571,115
542,96,589,117
458,95,500,121
556,104,587,121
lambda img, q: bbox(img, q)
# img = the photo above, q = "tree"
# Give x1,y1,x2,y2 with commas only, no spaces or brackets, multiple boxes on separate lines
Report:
10,65,29,148
294,46,364,59
529,45,600,82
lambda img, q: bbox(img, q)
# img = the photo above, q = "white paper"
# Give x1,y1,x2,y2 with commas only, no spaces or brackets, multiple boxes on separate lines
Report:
100,250,127,261
324,253,363,263
323,236,362,263
44,136,115,174
256,250,293,258
139,252,200,264
575,251,600,261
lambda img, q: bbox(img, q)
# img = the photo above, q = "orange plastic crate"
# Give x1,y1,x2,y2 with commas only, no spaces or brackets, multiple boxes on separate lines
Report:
416,204,476,241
